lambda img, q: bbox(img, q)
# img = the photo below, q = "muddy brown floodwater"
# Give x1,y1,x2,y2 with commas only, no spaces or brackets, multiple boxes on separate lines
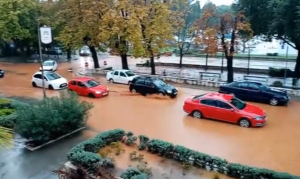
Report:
1,60,300,176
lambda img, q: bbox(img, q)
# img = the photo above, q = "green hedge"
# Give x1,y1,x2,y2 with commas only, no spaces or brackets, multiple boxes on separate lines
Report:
68,129,300,179
67,129,125,171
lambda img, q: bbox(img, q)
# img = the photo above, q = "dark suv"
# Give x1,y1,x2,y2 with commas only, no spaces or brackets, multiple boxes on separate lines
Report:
0,69,4,78
129,76,178,98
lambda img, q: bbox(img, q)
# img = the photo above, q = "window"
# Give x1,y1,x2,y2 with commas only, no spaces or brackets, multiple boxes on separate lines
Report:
238,82,248,89
136,79,145,85
153,80,166,87
77,82,86,88
145,79,153,87
230,82,240,87
45,73,61,80
43,61,53,66
125,71,135,77
34,74,42,79
200,99,218,107
70,81,76,85
248,83,260,90
113,71,119,76
86,80,100,88
120,72,126,77
229,97,246,110
217,101,233,109
193,94,207,99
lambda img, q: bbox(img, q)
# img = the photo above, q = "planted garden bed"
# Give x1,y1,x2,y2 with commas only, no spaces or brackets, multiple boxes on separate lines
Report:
66,129,300,179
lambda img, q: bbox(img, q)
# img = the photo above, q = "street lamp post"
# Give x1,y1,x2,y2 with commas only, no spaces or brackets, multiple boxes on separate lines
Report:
247,47,250,75
37,19,46,98
284,45,289,85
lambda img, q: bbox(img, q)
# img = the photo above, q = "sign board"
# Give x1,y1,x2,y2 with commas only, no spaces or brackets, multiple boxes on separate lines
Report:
40,27,52,44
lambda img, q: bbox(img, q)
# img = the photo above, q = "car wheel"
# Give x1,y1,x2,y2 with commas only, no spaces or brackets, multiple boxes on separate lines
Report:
109,78,114,83
239,118,251,128
170,95,177,99
49,85,54,90
32,82,37,87
192,110,202,119
88,93,95,98
269,98,278,106
131,88,137,94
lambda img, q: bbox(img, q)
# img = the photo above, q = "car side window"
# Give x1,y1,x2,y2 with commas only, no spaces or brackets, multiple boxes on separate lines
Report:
238,82,248,89
70,81,76,85
136,79,145,85
200,99,218,107
34,74,42,79
43,76,48,81
145,79,153,87
248,83,260,90
217,101,233,109
77,82,86,88
120,72,126,77
113,71,119,76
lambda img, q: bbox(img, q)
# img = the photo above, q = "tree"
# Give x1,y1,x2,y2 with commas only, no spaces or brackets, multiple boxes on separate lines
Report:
195,3,253,82
55,0,112,69
0,126,13,149
171,0,201,68
234,0,300,78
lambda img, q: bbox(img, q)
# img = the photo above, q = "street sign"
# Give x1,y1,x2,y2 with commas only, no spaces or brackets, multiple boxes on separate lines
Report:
40,27,52,44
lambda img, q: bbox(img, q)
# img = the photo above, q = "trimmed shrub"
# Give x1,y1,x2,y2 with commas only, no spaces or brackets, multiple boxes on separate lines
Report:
268,67,299,78
67,129,125,171
14,91,93,144
272,80,283,87
0,113,18,128
120,169,149,179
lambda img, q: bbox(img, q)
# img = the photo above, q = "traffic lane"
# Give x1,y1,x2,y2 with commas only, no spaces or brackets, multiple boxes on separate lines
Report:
1,63,300,175
87,76,300,175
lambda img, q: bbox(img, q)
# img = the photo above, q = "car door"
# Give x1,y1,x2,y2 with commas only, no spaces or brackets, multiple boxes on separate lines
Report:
215,100,238,122
53,61,58,71
247,82,263,102
235,82,250,100
77,81,88,96
134,78,145,93
119,72,128,84
144,79,156,94
199,99,219,118
33,74,43,87
43,75,50,88
112,71,120,83
69,81,78,93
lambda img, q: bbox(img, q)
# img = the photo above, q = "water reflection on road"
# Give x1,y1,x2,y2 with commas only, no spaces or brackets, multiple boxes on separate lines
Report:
0,60,300,177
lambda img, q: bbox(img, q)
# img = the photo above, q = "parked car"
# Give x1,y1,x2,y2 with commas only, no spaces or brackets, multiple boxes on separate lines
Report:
129,76,178,98
43,47,63,55
39,60,58,71
183,93,266,128
31,71,68,90
219,81,289,106
0,69,4,78
79,47,90,56
68,77,109,98
106,70,138,84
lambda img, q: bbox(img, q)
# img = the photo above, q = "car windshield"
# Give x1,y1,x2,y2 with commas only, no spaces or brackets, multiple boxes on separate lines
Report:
43,61,53,66
258,83,269,90
85,79,100,88
125,71,135,77
45,73,61,80
229,97,246,110
153,80,166,87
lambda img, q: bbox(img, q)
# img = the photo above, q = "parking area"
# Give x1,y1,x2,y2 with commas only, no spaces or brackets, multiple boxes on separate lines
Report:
0,61,300,178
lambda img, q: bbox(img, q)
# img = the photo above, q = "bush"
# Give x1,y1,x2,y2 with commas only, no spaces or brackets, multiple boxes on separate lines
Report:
0,113,18,128
67,129,125,171
14,91,93,143
268,67,299,78
272,81,283,87
0,98,12,109
120,169,149,179
0,108,14,116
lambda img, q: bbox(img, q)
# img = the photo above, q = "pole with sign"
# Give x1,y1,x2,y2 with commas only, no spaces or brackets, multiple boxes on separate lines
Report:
38,21,52,98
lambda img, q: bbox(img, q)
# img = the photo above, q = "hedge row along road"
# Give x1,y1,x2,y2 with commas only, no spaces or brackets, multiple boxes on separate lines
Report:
0,58,300,178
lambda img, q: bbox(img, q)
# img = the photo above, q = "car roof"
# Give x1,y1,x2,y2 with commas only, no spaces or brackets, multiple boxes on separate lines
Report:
114,69,132,72
71,77,93,82
133,75,159,80
33,71,57,75
44,60,55,62
201,92,233,102
232,80,264,85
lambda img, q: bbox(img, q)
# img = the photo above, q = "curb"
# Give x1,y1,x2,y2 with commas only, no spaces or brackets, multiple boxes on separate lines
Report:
26,127,86,151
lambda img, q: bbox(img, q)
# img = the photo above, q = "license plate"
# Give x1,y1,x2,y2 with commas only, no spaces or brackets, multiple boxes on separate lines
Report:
103,93,107,95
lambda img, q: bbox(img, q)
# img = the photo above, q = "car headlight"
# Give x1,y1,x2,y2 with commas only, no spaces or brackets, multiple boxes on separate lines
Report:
254,116,264,120
107,88,109,91
167,90,172,93
95,91,102,94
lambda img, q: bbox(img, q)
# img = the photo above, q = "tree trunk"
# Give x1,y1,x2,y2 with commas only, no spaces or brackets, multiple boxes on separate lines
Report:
294,50,300,79
67,48,71,61
227,56,234,83
150,55,155,75
88,46,100,69
179,49,183,68
121,54,129,69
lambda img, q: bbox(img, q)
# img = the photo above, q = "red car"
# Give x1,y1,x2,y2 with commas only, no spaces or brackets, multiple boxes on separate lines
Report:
183,92,266,128
68,77,109,98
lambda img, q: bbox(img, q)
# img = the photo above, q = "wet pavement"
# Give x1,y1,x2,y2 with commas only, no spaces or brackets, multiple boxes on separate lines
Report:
0,57,300,178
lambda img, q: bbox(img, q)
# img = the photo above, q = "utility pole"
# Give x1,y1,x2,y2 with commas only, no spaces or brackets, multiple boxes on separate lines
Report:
37,19,46,98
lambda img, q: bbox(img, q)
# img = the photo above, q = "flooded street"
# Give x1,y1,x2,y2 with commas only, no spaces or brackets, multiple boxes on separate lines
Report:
1,58,300,178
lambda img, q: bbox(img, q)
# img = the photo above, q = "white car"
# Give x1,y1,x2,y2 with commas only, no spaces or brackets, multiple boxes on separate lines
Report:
106,70,138,84
39,60,58,71
31,71,68,90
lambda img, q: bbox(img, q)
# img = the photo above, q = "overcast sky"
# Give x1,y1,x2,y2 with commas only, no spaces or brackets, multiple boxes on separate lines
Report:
200,0,234,7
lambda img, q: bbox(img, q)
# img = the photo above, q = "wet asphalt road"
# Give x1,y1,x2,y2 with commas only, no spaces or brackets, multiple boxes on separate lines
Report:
1,56,300,178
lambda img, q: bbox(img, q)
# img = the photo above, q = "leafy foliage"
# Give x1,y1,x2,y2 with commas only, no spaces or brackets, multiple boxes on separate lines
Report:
0,126,13,149
14,91,93,143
